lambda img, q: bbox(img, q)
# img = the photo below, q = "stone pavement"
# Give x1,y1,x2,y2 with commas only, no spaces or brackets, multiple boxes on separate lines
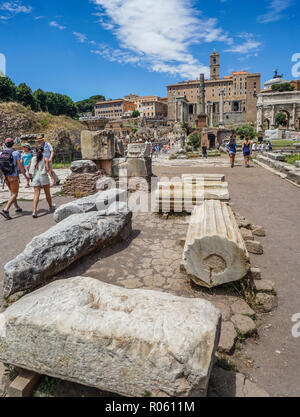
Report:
0,169,70,205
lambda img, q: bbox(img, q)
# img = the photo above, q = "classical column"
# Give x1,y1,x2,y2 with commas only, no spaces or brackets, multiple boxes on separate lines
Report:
271,105,276,129
219,91,225,128
209,103,214,128
291,103,296,130
257,105,263,132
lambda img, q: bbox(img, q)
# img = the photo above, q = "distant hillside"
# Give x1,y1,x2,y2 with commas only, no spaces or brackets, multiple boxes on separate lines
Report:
0,102,85,152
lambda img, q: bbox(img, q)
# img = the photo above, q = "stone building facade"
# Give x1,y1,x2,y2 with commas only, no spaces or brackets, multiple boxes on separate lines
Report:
257,90,300,132
134,96,168,119
95,99,135,120
167,50,261,127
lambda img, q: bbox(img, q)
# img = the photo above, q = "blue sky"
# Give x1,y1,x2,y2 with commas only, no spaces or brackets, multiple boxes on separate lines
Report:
0,0,299,102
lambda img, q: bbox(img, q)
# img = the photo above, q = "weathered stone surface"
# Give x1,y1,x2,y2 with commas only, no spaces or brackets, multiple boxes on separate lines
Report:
212,302,231,321
6,369,41,398
255,293,277,313
54,189,127,223
3,211,132,298
218,322,237,354
231,299,255,316
240,228,254,241
81,130,115,160
155,182,230,213
182,174,225,183
251,225,266,237
96,176,116,191
115,139,125,157
254,280,275,293
183,201,250,288
62,171,106,198
0,277,222,397
287,170,300,186
208,367,269,397
246,240,264,255
231,314,256,336
112,157,152,178
70,160,97,173
127,143,151,158
250,267,262,280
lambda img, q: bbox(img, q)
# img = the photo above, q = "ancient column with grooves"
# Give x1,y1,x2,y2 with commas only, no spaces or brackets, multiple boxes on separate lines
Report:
183,200,250,288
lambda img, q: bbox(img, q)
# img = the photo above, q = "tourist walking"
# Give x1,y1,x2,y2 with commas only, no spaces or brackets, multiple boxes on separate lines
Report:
0,138,29,220
28,146,56,218
266,140,273,151
226,135,237,168
36,134,60,186
242,137,252,168
252,142,257,153
201,129,209,159
259,142,265,153
21,143,33,188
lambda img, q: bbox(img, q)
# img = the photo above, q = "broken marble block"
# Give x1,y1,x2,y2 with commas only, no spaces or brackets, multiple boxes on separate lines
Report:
183,200,250,288
0,277,221,397
54,189,127,223
81,130,115,160
3,211,132,298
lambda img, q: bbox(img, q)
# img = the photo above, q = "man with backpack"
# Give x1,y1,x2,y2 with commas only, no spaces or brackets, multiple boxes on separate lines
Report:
0,138,29,220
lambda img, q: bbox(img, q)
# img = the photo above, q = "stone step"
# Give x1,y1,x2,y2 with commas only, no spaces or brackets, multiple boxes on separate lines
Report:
183,200,250,288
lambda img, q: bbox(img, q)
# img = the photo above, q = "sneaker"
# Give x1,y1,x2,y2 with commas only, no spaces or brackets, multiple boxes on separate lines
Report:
16,208,23,214
49,205,56,213
1,210,12,220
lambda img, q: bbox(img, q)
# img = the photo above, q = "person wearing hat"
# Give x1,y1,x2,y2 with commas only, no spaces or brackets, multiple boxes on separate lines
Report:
36,134,60,186
0,138,29,220
21,143,33,188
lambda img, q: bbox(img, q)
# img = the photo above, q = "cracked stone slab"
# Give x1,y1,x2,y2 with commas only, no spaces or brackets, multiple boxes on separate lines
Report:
231,299,255,316
218,322,237,354
231,314,256,336
0,277,221,397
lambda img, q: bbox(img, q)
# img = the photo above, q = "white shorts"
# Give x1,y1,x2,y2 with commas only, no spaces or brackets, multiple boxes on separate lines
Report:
32,174,50,187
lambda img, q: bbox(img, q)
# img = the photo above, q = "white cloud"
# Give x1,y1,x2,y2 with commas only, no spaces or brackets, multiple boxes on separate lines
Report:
49,20,66,30
0,1,32,19
90,0,234,79
258,0,293,23
73,32,87,43
224,33,261,53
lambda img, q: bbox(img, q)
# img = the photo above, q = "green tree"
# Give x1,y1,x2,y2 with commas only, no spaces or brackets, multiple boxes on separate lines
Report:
45,92,78,118
33,88,48,112
187,132,201,149
0,76,16,101
76,95,105,114
275,112,287,127
272,83,295,92
16,83,37,110
132,110,140,118
236,125,257,140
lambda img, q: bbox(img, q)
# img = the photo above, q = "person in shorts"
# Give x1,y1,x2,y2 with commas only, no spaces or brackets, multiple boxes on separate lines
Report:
28,146,56,218
242,136,252,168
21,143,33,188
226,135,237,168
36,134,60,186
0,138,29,220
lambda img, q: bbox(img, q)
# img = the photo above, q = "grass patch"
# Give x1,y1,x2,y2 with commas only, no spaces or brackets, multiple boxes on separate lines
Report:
33,376,57,397
271,140,295,149
216,354,236,371
52,162,71,169
222,278,257,311
285,154,300,166
3,363,19,380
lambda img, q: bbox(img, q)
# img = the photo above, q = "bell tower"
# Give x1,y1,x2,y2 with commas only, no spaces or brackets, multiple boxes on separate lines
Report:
210,49,220,80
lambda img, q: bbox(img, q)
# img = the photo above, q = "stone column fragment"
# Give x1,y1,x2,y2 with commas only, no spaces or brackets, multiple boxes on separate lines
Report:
183,200,250,288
